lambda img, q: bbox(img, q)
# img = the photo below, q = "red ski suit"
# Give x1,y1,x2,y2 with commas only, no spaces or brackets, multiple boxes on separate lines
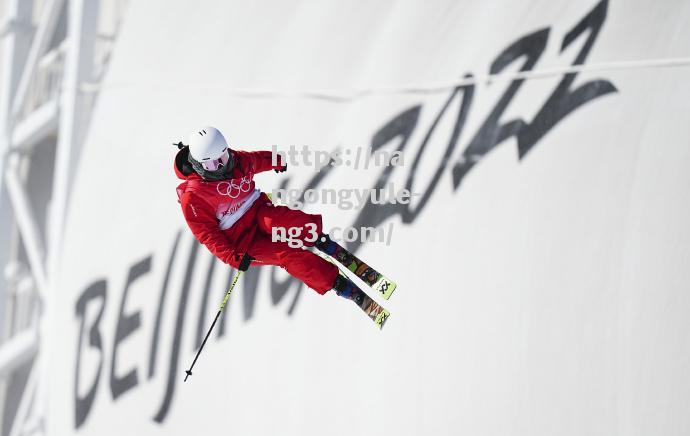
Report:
174,147,338,294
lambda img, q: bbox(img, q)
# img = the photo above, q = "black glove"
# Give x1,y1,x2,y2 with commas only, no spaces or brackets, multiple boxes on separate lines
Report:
238,253,253,271
274,164,287,173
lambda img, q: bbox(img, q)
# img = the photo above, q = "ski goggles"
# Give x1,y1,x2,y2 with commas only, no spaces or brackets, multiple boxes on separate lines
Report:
201,148,230,171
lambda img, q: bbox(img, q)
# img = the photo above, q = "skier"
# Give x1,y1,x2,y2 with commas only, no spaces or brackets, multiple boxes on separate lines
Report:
173,126,367,305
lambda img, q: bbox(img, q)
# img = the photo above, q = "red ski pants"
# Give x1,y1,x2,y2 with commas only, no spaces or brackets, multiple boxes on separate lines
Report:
226,197,338,294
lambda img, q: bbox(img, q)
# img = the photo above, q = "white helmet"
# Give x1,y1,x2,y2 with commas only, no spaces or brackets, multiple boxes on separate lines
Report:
188,126,230,169
187,126,234,179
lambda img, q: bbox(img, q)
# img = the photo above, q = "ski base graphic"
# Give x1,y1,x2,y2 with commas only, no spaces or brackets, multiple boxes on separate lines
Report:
358,293,390,329
318,235,397,300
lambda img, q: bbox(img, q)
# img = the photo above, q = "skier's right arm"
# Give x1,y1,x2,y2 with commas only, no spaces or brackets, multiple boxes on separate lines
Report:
180,193,238,265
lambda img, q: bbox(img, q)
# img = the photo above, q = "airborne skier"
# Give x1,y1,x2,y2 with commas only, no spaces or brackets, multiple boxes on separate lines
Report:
173,126,393,326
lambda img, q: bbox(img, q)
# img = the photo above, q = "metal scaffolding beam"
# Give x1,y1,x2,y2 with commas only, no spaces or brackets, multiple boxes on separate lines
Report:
8,353,38,436
39,2,100,435
0,0,34,330
10,99,60,151
0,330,38,380
10,0,65,120
3,156,48,297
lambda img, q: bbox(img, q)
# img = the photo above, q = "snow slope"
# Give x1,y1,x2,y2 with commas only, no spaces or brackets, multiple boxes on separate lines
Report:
51,1,690,435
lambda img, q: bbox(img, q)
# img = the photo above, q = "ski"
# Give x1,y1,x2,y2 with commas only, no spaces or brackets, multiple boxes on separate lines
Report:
316,234,397,300
357,290,390,329
313,251,390,329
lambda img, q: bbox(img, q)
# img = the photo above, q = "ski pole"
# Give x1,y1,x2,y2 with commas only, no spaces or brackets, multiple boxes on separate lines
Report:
184,268,243,382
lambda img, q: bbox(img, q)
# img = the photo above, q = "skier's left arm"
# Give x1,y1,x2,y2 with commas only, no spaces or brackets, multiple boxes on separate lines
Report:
238,150,286,174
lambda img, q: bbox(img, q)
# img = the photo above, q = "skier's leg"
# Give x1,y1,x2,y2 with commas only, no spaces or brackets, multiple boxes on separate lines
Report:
252,202,375,302
255,202,323,247
249,233,339,294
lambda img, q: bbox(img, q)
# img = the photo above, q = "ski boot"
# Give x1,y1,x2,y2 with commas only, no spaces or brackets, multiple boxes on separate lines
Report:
332,273,365,305
315,233,338,255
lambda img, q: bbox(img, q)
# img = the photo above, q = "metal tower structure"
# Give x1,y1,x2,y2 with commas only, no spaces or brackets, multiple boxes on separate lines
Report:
0,1,127,435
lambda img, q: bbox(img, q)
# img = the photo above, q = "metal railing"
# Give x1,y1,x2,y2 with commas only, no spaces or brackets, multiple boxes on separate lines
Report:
17,41,66,122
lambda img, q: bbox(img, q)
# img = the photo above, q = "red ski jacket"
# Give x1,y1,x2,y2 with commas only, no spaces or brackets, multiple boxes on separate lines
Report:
174,146,284,265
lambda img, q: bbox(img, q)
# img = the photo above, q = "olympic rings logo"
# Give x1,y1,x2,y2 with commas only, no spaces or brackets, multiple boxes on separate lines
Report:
216,176,252,198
